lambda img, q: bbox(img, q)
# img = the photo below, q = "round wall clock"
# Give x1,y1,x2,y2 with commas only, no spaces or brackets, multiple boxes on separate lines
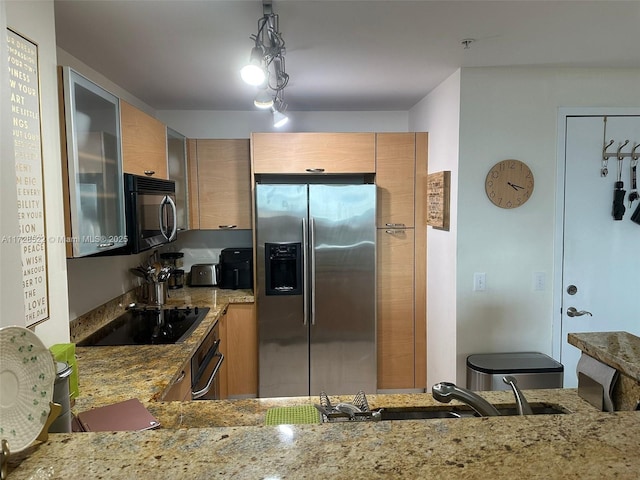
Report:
485,159,534,209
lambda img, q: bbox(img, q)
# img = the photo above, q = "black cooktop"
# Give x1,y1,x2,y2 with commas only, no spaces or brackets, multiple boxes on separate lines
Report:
77,306,210,346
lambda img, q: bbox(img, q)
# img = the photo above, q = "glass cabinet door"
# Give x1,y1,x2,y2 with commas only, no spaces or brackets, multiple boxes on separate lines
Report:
61,67,127,257
167,127,189,231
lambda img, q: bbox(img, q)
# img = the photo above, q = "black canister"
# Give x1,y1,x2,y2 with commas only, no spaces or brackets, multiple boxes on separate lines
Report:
161,252,185,289
49,362,72,433
168,268,184,289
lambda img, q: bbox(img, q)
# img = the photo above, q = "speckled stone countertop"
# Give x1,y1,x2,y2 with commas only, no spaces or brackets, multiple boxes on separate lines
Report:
9,404,640,479
8,305,640,478
71,287,254,410
568,331,640,381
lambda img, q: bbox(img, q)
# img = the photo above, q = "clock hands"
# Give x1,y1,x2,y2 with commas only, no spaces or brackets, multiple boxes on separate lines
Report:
507,182,524,191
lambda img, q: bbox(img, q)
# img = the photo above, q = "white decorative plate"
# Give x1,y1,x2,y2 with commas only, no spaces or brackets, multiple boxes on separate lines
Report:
0,326,55,453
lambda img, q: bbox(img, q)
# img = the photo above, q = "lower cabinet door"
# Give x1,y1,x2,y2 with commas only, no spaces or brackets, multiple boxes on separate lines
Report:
163,362,192,401
219,303,258,398
377,228,415,390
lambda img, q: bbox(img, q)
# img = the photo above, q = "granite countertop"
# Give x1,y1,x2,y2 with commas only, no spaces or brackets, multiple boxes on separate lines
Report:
9,404,640,478
72,287,254,410
9,309,640,478
568,331,640,382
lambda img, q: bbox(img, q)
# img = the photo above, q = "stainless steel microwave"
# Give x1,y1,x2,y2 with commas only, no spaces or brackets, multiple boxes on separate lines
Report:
123,173,177,254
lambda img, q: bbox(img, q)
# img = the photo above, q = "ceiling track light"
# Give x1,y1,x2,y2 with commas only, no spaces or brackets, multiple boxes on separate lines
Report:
241,1,290,124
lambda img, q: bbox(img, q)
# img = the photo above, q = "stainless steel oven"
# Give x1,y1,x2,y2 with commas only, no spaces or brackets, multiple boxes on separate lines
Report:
191,320,224,400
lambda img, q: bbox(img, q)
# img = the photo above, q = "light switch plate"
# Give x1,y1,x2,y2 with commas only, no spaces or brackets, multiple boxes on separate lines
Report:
473,272,486,292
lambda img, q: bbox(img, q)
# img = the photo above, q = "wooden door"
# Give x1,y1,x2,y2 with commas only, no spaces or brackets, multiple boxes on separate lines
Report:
162,362,192,401
195,139,251,230
377,228,415,389
120,101,168,178
252,132,375,174
219,303,257,398
376,133,416,228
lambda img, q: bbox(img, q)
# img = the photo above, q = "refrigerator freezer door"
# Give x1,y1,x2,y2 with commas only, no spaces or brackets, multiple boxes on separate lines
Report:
309,184,377,396
256,184,309,398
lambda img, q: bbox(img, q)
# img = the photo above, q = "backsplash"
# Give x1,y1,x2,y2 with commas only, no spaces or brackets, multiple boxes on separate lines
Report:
162,229,252,272
66,229,252,325
69,288,138,343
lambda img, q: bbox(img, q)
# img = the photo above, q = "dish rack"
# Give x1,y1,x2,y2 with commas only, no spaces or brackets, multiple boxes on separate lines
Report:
315,391,377,422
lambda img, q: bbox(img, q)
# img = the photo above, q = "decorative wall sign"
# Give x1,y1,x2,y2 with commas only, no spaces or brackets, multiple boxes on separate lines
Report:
427,170,451,231
6,28,49,326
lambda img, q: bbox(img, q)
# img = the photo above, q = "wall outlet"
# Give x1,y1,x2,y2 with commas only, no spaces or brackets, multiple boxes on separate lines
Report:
533,272,546,291
473,272,486,292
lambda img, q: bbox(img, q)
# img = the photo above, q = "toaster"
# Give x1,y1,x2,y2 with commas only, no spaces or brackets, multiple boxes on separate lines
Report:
190,264,219,286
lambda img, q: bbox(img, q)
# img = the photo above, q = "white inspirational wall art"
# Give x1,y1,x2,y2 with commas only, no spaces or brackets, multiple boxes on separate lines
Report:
7,28,49,325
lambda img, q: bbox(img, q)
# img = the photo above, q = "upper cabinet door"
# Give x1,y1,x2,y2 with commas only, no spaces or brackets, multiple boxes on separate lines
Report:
59,67,127,258
120,100,168,179
195,139,252,230
375,133,416,228
252,133,375,174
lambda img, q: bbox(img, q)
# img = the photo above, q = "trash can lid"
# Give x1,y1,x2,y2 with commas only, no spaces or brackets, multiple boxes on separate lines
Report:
466,352,563,374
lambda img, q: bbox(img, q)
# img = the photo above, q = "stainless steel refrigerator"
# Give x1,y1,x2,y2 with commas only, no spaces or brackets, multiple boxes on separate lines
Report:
256,183,376,398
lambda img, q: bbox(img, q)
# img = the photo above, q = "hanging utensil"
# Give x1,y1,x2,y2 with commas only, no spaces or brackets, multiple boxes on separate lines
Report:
631,147,640,225
612,140,628,220
628,145,639,208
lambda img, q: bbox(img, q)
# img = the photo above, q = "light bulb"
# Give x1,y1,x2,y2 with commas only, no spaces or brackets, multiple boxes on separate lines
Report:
241,64,266,86
273,110,289,128
254,90,274,109
241,47,266,86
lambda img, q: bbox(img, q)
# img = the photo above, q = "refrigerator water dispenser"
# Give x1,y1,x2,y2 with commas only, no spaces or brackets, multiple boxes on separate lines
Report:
265,243,302,295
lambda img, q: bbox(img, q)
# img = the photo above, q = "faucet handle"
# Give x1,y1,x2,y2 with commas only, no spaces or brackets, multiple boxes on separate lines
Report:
502,376,533,415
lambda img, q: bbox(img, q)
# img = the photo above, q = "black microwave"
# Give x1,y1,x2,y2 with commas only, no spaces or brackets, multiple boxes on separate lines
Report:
123,173,177,254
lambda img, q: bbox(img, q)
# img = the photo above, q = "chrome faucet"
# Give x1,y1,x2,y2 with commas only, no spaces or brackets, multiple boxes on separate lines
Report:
431,382,500,417
502,376,533,415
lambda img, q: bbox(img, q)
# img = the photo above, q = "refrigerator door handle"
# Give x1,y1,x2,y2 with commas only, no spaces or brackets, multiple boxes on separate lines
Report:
302,218,309,326
310,216,317,326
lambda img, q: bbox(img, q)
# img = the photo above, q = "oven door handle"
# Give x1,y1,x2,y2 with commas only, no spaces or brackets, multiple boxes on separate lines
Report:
192,352,224,399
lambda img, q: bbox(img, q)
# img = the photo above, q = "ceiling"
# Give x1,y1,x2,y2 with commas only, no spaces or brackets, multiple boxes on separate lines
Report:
53,0,640,112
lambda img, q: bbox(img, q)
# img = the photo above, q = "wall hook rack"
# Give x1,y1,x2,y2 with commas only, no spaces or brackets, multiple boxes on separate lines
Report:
603,139,635,161
602,139,640,177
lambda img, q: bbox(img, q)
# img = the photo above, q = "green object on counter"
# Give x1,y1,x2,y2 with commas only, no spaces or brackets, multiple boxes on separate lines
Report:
264,405,321,425
50,343,79,400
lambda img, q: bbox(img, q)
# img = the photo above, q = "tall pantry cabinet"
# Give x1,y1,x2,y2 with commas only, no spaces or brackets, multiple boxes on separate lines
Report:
376,132,427,392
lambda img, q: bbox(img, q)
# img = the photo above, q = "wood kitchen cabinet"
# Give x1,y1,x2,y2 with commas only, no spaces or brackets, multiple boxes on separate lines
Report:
218,303,258,399
377,228,415,389
375,132,428,392
376,133,417,228
188,139,252,230
120,100,168,179
162,361,192,401
251,132,376,174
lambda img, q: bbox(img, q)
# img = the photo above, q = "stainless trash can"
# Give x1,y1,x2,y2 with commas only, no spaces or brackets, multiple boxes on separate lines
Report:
467,352,563,391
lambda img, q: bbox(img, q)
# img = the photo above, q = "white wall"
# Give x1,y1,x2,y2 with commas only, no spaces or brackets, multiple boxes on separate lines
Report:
57,48,156,117
454,66,640,385
3,0,69,345
157,110,408,138
409,70,461,386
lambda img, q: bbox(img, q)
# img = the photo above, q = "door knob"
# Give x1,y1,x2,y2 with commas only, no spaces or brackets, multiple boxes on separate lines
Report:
567,307,593,317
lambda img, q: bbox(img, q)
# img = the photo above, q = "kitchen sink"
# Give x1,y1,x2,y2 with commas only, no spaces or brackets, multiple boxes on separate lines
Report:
372,404,567,421
77,306,210,346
